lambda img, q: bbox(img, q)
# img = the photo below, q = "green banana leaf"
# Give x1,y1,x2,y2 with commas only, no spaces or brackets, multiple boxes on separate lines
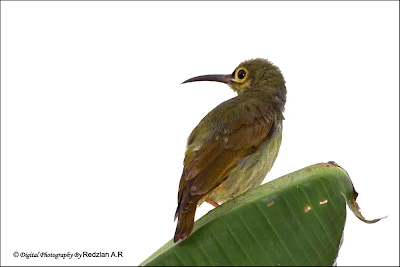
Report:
140,162,384,266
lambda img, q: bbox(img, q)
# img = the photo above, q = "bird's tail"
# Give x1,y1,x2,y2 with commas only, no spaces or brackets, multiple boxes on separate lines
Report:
174,207,197,243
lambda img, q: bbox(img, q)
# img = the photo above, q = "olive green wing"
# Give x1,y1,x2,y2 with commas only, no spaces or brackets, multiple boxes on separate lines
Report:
176,94,277,216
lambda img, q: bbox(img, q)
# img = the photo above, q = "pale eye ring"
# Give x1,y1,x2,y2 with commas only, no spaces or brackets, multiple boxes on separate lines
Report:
238,69,246,79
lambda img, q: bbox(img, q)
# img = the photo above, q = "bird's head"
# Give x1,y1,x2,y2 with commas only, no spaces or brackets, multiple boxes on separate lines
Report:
182,58,286,95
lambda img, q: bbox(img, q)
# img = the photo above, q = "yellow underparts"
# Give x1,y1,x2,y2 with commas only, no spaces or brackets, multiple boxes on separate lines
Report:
202,121,283,205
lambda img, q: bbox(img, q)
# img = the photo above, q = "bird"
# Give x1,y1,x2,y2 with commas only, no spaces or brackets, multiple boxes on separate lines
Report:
174,58,286,243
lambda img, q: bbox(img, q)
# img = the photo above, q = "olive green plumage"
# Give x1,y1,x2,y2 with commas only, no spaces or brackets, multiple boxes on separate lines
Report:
174,58,286,242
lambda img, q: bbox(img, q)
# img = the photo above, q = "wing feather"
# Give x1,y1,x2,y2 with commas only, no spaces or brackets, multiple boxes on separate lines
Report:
176,92,277,218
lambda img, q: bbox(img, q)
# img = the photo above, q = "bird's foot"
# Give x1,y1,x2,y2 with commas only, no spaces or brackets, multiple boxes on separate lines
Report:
206,197,219,208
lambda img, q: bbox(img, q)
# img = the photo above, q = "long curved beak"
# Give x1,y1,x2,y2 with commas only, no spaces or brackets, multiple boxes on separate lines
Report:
182,74,234,85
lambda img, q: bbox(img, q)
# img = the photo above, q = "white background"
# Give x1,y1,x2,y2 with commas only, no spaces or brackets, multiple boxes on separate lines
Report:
1,1,399,266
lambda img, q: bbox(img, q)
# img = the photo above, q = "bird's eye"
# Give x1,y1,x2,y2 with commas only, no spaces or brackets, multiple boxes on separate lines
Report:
238,69,246,80
233,67,248,84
